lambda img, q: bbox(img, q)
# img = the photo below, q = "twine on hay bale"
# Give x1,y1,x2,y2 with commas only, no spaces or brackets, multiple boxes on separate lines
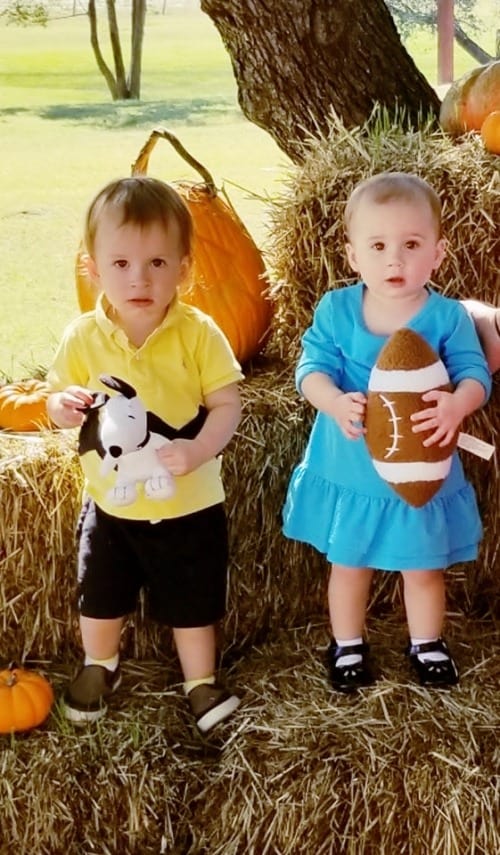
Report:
0,361,497,664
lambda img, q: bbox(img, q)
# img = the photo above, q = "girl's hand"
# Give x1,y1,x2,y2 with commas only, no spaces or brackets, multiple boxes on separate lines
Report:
331,391,367,440
410,389,462,448
47,386,94,429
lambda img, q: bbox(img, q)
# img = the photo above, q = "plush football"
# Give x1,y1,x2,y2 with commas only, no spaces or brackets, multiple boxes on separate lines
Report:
365,328,457,507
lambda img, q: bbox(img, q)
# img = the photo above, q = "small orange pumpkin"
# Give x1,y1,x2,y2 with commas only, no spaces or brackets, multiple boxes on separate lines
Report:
480,111,500,155
75,128,272,364
0,663,54,733
0,379,50,432
440,60,500,135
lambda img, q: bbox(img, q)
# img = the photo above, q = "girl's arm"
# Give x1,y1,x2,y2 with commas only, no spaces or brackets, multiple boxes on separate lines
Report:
411,378,486,448
156,382,241,476
301,372,366,440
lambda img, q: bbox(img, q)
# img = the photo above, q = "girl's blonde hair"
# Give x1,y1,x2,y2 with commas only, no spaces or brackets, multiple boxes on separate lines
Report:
345,172,442,238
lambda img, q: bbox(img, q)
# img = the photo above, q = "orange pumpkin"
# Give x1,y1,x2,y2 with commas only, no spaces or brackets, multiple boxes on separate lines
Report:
75,129,272,364
480,111,500,155
0,663,54,733
0,379,51,432
440,60,500,135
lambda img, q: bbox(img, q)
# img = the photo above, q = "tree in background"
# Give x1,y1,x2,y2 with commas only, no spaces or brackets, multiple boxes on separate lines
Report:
0,0,48,26
387,0,494,64
2,0,146,99
200,0,441,162
87,0,146,99
200,0,494,163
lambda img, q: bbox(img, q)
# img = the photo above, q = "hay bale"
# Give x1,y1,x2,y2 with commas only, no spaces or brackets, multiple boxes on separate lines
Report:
0,431,83,662
0,360,496,663
0,119,497,661
267,116,499,356
1,617,497,854
264,114,499,620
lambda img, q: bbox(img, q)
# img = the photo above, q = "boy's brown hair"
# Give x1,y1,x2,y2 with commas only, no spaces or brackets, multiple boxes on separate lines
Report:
84,176,193,257
345,172,442,238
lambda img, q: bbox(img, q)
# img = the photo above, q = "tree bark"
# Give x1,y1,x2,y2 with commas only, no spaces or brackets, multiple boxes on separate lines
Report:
129,0,147,99
106,0,129,98
201,0,441,162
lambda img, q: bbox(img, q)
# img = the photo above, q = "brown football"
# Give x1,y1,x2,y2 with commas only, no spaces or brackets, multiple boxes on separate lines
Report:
365,328,457,507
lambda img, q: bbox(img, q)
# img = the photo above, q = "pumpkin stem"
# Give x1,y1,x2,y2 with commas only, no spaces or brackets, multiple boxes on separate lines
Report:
131,128,217,197
6,661,19,687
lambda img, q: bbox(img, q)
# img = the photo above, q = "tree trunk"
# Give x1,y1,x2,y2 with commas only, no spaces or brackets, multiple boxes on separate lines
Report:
88,0,119,100
106,0,129,99
129,0,147,99
200,0,441,162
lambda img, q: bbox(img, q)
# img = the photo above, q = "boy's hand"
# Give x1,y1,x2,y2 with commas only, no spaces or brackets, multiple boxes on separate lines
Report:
331,391,367,440
157,438,205,477
47,386,94,429
411,389,462,448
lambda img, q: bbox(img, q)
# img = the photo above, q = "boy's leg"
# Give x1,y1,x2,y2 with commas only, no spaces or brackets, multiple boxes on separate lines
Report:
80,615,124,660
402,569,458,686
173,624,216,681
174,624,240,733
327,564,375,692
64,615,125,723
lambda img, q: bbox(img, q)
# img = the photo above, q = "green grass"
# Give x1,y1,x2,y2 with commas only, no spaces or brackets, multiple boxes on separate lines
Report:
0,3,496,379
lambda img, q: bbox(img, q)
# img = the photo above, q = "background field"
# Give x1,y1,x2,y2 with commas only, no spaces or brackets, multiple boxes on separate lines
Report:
0,1,496,379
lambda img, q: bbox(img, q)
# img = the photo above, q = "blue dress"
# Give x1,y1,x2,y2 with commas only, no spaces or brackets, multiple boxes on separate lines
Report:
282,284,492,571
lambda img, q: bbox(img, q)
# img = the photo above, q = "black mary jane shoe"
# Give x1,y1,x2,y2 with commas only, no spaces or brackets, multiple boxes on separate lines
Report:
406,638,459,687
327,641,375,693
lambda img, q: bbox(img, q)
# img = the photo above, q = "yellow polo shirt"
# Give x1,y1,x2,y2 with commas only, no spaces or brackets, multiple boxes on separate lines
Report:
48,294,243,520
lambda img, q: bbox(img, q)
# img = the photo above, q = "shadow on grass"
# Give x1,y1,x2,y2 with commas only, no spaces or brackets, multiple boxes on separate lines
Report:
0,97,242,128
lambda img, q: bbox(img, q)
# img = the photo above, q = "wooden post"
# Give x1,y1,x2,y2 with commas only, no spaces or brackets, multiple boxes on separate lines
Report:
437,0,454,84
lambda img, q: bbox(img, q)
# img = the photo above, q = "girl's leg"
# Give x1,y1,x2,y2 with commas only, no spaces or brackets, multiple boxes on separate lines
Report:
327,563,375,692
401,569,445,639
328,563,374,639
401,569,458,686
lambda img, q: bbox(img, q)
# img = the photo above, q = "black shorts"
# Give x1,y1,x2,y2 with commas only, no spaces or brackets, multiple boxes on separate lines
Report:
76,500,229,628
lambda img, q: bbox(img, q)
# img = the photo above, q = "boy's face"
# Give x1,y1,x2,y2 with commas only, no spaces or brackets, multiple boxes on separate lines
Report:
345,197,446,304
86,209,190,332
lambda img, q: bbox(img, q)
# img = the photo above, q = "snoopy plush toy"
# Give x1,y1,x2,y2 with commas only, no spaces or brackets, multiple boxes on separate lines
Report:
78,375,206,507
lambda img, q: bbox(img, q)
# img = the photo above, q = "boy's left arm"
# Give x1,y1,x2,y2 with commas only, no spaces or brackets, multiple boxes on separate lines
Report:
156,382,241,476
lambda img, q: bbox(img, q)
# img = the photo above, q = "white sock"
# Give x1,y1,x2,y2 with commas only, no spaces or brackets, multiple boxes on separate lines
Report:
411,637,448,662
84,653,120,672
335,637,364,667
183,675,215,696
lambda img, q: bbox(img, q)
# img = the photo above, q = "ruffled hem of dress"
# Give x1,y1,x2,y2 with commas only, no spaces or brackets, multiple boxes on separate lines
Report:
282,466,481,571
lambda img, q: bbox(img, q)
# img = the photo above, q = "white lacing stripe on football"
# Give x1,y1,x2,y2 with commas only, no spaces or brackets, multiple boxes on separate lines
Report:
368,362,449,392
373,458,452,483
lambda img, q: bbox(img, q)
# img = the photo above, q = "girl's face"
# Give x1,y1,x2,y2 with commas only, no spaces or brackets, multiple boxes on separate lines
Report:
86,209,190,335
345,197,446,305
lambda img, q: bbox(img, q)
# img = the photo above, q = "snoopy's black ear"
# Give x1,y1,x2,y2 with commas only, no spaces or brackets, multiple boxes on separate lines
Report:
99,374,136,399
89,392,109,410
78,392,108,414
